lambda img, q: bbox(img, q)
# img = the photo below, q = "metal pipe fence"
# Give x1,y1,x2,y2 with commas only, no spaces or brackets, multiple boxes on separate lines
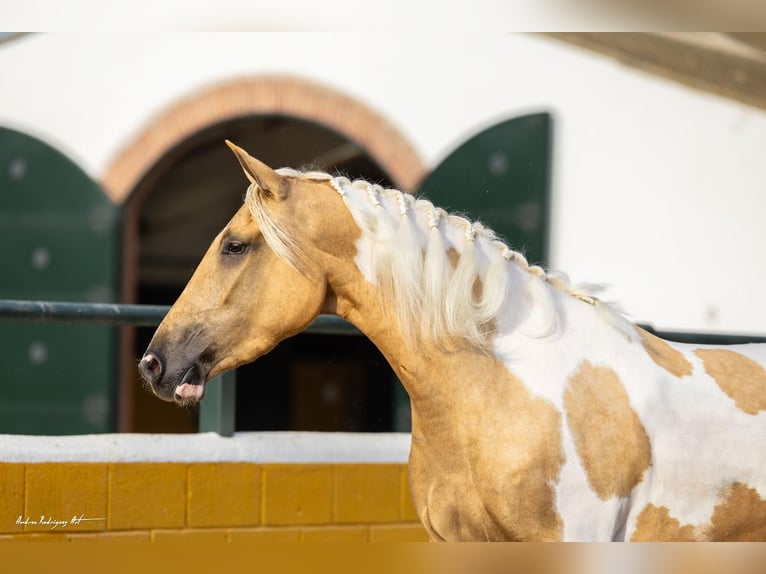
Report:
0,298,361,333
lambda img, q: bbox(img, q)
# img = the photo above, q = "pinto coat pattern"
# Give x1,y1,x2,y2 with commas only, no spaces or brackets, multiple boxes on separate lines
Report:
139,142,766,541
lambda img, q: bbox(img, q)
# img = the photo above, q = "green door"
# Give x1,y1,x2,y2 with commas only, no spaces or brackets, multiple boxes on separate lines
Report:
0,127,121,434
417,112,552,266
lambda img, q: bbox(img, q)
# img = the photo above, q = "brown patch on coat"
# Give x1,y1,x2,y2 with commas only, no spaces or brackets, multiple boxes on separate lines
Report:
475,368,565,541
446,247,459,268
565,361,652,500
631,482,766,541
444,247,493,339
445,247,484,301
630,503,699,541
637,328,693,377
694,348,766,415
707,482,766,541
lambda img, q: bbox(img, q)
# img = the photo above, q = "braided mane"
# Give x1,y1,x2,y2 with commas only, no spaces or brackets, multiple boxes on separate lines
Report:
246,170,630,350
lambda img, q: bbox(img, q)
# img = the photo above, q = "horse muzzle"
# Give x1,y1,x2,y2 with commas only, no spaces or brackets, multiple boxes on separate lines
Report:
138,350,207,404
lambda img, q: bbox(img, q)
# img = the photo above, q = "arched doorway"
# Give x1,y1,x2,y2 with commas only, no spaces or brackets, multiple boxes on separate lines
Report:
128,116,404,433
106,77,425,432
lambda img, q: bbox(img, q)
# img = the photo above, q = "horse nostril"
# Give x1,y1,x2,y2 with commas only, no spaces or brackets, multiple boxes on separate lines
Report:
139,353,163,385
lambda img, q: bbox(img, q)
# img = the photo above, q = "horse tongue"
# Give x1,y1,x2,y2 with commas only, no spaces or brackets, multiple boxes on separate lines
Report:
175,383,204,401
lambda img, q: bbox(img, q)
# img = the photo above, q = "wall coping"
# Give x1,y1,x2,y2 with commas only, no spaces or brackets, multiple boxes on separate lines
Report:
0,431,411,464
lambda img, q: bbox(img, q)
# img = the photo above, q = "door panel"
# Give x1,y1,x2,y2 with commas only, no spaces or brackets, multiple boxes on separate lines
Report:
0,127,121,434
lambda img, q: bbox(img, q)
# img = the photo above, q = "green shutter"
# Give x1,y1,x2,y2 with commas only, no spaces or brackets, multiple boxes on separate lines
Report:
417,112,552,265
0,127,121,434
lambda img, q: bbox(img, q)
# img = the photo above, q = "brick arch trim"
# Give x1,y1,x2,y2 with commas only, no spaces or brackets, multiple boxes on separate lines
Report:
101,76,427,204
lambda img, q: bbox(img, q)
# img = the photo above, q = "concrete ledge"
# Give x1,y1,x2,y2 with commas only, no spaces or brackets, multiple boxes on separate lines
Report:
0,432,411,463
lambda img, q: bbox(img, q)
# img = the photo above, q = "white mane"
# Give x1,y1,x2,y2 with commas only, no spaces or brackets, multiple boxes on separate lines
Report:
246,170,631,350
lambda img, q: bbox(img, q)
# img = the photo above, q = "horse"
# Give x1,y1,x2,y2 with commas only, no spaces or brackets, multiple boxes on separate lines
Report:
139,141,766,541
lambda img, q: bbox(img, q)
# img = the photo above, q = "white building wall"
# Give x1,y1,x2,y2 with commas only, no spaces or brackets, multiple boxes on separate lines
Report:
1,33,765,335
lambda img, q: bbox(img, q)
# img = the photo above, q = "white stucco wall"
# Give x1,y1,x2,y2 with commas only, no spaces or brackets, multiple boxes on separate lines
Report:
1,33,765,334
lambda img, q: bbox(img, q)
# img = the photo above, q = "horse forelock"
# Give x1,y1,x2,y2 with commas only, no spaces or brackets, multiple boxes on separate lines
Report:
244,167,333,272
244,182,307,272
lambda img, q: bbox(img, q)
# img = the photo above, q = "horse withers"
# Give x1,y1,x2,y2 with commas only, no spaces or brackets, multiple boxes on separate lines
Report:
139,141,766,541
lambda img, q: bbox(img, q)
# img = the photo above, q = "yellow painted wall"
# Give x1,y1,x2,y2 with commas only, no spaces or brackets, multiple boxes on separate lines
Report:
0,462,427,542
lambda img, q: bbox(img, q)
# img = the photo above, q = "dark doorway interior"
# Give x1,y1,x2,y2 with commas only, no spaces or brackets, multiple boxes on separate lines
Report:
126,115,405,433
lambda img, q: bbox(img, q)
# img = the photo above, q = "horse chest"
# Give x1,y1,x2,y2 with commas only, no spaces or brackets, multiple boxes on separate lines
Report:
407,421,565,541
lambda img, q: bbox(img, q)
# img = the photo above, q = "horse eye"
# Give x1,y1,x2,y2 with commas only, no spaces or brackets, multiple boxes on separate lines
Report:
223,241,248,255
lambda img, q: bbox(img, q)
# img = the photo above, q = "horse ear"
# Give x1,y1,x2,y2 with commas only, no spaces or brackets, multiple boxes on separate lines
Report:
225,140,288,201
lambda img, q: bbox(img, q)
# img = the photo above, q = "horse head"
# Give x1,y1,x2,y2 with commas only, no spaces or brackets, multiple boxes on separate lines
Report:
138,142,344,404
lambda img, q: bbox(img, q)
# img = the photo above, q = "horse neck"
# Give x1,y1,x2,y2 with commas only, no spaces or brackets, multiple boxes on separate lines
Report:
318,177,636,420
323,250,453,402
327,249,553,401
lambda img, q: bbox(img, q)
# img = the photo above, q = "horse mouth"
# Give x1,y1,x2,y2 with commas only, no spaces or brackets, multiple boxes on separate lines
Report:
173,364,205,404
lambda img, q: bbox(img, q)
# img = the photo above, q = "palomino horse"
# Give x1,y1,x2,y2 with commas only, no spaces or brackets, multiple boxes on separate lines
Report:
139,142,766,541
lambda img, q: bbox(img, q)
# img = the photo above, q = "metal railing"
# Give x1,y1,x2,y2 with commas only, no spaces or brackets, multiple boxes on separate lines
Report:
0,298,361,437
